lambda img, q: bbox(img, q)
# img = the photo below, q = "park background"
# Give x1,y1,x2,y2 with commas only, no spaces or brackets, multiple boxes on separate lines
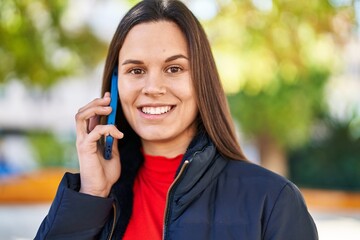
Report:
0,0,359,239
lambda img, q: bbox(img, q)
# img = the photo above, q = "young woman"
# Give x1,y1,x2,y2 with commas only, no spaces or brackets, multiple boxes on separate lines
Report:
36,0,318,239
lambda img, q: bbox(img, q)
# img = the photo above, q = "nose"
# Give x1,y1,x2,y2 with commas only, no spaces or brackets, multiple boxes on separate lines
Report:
141,71,166,96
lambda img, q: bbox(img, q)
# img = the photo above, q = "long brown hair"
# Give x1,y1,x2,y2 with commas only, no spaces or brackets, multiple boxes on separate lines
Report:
101,0,247,161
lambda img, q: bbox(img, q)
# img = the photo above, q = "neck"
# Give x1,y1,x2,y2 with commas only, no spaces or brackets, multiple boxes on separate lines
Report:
141,130,195,158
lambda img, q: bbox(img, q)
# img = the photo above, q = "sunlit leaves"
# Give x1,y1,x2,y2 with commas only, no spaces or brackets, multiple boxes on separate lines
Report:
0,0,107,88
205,0,355,148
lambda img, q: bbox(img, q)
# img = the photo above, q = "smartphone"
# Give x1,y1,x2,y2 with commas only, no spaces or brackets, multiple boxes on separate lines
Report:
104,66,119,160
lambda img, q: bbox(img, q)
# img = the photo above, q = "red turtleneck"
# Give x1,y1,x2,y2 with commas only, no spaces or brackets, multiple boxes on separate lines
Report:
123,152,183,240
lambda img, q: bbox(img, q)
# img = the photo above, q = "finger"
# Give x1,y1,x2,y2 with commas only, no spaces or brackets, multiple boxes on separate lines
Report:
104,92,110,98
75,93,111,140
78,94,111,114
87,125,124,143
88,115,100,133
75,106,112,139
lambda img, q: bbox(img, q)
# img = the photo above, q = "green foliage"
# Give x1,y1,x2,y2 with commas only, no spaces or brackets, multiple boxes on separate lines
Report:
0,0,107,88
204,0,355,148
289,120,360,191
28,131,77,167
228,69,329,147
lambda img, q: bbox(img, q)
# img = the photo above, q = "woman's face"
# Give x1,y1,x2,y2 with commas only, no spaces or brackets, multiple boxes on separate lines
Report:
118,21,198,156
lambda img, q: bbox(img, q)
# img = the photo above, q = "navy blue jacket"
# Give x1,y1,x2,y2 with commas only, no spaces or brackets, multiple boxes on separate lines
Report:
35,132,318,239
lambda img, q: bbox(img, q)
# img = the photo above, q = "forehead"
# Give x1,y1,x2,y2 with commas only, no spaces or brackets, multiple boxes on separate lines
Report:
119,21,188,60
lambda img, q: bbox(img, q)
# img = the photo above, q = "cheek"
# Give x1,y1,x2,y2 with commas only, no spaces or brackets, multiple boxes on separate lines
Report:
181,89,198,118
118,87,135,123
171,76,195,98
182,83,197,107
119,95,134,119
118,80,138,106
188,99,199,120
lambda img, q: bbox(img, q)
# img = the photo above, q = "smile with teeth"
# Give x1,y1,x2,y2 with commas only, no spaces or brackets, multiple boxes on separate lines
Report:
141,106,173,115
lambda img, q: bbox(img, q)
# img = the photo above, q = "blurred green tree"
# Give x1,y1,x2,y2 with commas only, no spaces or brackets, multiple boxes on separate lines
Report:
205,0,355,176
289,119,360,190
0,0,107,88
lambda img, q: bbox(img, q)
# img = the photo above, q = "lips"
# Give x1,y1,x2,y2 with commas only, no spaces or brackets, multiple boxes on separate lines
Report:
141,106,173,115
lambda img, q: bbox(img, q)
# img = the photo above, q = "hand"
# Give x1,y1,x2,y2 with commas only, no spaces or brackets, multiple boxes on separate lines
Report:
75,92,123,197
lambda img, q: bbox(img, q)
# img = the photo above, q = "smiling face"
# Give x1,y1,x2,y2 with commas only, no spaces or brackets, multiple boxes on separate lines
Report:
118,21,198,157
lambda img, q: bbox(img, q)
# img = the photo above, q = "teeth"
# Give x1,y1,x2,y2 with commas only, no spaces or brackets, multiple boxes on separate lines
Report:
142,106,172,115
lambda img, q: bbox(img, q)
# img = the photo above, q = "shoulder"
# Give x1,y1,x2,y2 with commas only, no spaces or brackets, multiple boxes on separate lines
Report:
216,157,306,205
35,172,115,239
222,158,290,189
211,156,318,239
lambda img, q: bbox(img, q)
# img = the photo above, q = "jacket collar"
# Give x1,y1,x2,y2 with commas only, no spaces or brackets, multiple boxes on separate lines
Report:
169,131,229,221
109,130,228,239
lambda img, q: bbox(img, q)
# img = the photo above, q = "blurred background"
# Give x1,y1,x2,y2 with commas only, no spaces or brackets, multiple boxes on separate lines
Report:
0,0,359,239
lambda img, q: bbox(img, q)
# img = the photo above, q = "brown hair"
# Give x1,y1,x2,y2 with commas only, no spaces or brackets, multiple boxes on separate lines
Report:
101,0,247,161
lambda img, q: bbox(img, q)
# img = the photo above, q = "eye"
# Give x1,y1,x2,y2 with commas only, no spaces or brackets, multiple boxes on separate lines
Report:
166,66,182,74
129,68,145,75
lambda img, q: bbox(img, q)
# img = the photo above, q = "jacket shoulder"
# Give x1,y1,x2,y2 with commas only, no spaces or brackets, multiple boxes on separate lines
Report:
35,172,114,240
218,158,307,213
218,158,317,239
223,159,291,189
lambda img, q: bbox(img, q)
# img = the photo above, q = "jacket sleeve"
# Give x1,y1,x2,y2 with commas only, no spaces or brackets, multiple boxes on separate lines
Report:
263,183,318,240
35,172,114,240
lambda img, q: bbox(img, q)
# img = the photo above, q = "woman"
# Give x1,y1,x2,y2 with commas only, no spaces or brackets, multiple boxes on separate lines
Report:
36,0,318,239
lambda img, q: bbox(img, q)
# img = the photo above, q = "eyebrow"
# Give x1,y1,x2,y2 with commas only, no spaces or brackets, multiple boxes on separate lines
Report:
165,54,189,63
121,59,144,65
121,54,188,65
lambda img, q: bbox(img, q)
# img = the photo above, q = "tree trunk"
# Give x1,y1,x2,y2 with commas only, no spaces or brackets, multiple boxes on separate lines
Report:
256,135,288,177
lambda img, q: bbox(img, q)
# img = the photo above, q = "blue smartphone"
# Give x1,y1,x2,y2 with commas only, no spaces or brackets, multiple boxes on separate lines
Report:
104,66,119,160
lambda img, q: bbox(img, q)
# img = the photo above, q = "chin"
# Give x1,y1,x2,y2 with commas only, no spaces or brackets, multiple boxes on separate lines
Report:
137,132,173,142
135,128,171,141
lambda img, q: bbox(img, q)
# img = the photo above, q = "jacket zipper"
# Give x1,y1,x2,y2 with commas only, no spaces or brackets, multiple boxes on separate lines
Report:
162,160,190,240
107,202,117,240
